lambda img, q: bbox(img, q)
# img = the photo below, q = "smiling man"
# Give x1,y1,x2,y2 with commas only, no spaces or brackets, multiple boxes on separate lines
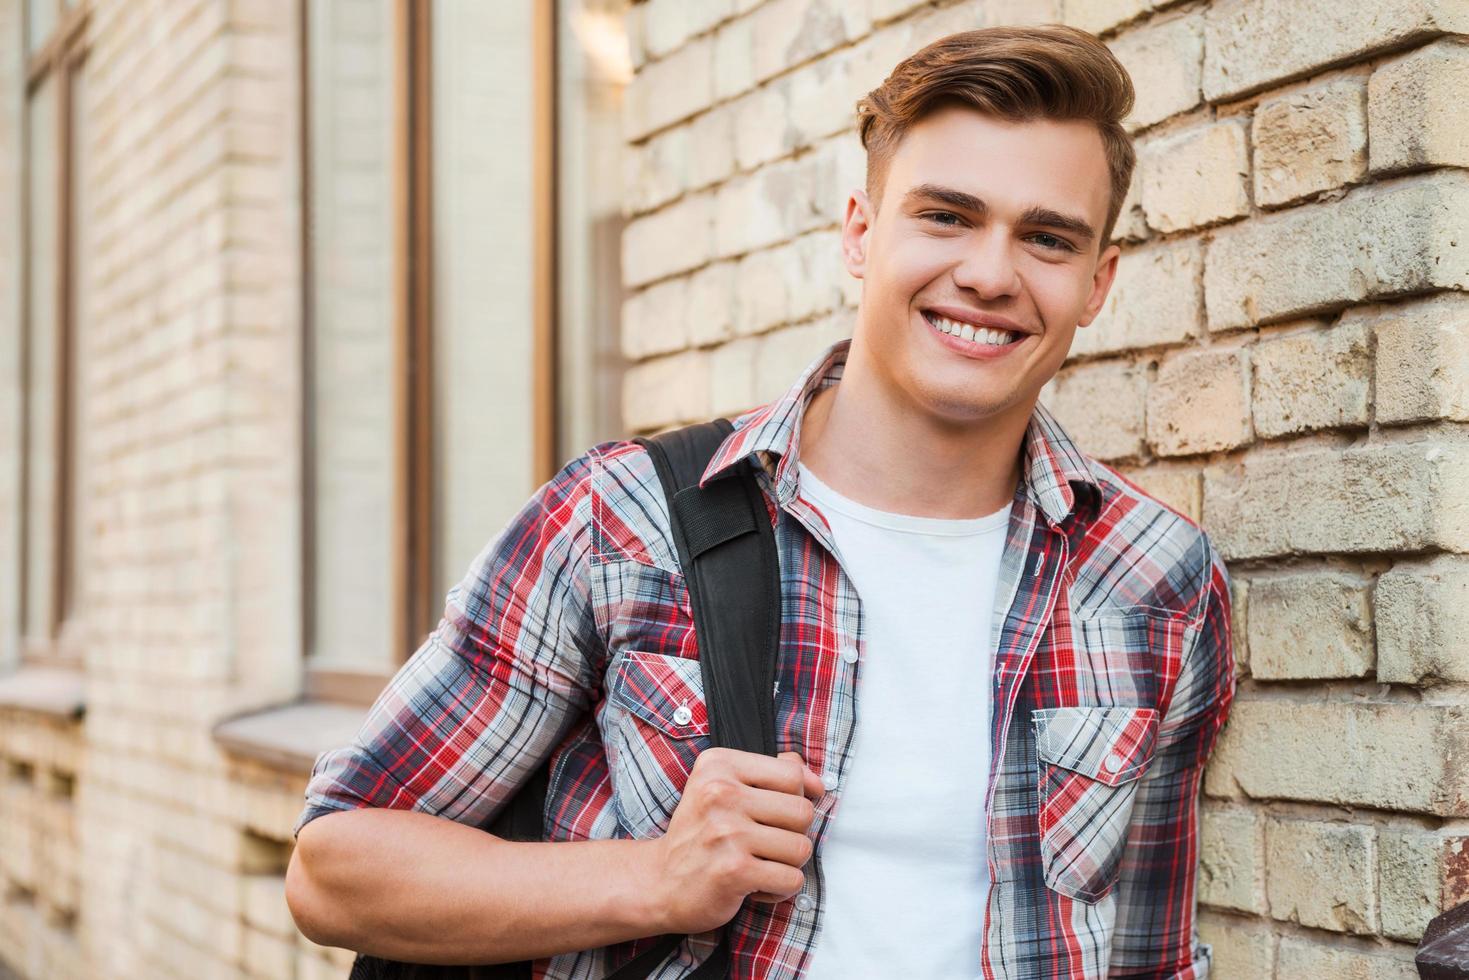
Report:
288,24,1235,980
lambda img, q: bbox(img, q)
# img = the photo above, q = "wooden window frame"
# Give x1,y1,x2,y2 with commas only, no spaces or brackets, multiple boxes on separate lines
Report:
17,1,89,668
301,1,559,706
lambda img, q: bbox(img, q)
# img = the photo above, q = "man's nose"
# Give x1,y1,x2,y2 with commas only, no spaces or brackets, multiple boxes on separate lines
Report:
952,228,1021,300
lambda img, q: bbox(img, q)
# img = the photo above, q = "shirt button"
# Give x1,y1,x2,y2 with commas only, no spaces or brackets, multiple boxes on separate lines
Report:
794,894,816,912
672,705,693,726
840,644,859,665
1103,753,1124,774
821,773,839,792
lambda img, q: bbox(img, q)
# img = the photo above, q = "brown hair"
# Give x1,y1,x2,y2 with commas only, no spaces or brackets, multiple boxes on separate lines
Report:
856,25,1136,247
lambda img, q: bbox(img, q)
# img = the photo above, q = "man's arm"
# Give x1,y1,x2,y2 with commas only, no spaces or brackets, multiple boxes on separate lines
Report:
284,448,823,964
1107,535,1236,979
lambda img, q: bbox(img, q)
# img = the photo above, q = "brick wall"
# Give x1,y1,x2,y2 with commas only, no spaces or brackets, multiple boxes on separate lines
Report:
0,0,335,977
624,0,1469,975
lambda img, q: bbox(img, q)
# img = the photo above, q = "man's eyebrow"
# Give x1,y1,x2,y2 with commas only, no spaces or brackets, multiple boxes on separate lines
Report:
901,183,1097,245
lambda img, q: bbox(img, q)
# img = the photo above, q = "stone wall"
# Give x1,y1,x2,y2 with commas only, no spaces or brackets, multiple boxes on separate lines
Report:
623,0,1469,975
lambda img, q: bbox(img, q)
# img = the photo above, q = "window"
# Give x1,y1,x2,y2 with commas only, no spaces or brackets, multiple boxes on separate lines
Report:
302,0,628,703
15,0,88,668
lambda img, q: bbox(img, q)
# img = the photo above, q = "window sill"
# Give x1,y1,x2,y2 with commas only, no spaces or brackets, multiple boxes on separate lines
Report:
0,665,85,720
213,700,367,774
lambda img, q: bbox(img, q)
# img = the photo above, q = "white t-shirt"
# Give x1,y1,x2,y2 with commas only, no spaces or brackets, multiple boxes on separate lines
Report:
796,461,1010,980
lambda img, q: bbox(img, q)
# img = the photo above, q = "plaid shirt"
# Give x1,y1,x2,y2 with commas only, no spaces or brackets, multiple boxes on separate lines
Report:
299,337,1235,979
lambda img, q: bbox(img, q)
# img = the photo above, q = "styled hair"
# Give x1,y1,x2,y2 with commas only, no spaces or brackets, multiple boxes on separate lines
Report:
856,25,1136,247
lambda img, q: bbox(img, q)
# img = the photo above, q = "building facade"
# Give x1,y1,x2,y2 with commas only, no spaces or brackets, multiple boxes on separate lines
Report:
2,0,1468,977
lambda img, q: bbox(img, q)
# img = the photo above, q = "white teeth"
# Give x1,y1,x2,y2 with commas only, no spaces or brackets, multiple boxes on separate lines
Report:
928,312,1015,346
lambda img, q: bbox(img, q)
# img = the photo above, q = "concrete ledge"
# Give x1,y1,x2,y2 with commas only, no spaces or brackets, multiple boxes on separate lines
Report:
213,701,366,774
0,666,85,720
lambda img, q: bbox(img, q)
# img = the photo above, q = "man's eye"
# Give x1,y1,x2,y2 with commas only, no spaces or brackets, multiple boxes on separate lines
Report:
1029,232,1075,252
923,211,963,227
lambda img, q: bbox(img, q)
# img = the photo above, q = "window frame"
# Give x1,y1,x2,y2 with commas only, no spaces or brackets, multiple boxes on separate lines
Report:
300,0,561,706
17,0,88,669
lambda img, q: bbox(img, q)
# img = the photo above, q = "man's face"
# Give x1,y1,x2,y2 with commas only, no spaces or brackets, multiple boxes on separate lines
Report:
840,105,1121,427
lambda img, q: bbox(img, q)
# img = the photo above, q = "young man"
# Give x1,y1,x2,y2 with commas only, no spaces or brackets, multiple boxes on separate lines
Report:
287,24,1234,980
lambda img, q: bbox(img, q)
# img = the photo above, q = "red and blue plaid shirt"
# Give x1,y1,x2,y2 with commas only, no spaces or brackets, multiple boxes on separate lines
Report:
299,337,1235,979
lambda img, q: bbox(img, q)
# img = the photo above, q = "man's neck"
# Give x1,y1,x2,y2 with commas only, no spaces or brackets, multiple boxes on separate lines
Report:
795,342,1030,520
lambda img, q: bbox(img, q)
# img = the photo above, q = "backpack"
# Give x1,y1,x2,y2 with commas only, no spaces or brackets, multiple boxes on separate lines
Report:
349,418,783,980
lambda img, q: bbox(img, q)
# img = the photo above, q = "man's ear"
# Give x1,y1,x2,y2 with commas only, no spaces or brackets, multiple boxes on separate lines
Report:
841,189,873,279
1076,242,1121,329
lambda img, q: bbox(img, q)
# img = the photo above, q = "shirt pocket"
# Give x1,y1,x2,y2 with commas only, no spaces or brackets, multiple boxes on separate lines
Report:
1031,704,1160,905
605,650,712,839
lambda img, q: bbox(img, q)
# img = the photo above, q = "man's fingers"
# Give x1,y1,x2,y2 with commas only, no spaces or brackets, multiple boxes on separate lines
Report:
742,784,817,833
742,822,814,868
776,751,827,801
706,749,814,796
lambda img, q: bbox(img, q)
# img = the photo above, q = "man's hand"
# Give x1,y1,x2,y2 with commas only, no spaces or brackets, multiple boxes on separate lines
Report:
644,749,826,935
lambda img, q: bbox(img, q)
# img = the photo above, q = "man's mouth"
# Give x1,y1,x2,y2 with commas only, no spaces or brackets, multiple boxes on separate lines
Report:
921,309,1023,347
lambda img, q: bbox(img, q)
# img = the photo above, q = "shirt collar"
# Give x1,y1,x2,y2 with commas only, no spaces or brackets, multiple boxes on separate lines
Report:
699,336,1100,528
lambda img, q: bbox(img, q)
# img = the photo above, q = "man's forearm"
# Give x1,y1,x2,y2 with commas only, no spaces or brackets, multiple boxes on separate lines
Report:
287,807,670,965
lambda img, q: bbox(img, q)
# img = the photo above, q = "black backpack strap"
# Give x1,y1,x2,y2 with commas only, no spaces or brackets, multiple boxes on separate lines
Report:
634,419,781,757
610,419,781,980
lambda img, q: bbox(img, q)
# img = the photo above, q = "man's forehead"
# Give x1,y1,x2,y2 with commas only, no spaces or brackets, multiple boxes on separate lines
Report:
885,109,1112,226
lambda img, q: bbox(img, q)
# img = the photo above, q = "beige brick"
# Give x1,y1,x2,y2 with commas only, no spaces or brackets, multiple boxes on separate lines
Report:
1267,818,1377,933
1200,805,1263,914
688,106,738,190
714,135,861,257
1229,577,1250,677
1253,76,1368,208
1370,39,1469,174
621,277,690,359
1109,12,1204,131
1380,829,1469,942
1247,573,1372,679
1251,320,1370,438
640,0,733,61
1376,555,1469,685
1138,119,1250,233
1069,238,1201,359
1202,0,1469,102
709,336,759,417
241,874,294,939
1204,173,1469,331
1372,293,1469,425
751,0,871,84
622,349,711,430
1117,465,1202,524
1110,168,1146,243
1041,360,1148,462
1275,938,1419,980
242,926,295,980
1203,443,1469,560
980,0,1063,26
686,261,738,348
625,36,715,140
623,125,688,217
712,17,755,102
1147,349,1251,457
733,86,794,171
752,313,853,404
867,0,931,25
1205,701,1469,816
733,231,846,337
622,192,715,287
1061,0,1159,36
783,47,860,153
1197,917,1275,980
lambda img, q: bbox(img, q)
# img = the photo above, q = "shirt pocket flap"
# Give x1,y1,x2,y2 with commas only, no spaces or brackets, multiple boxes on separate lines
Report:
610,650,710,740
1033,705,1160,788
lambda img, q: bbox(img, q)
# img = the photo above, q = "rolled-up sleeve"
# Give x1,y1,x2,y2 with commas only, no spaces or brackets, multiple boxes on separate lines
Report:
1107,534,1236,978
294,449,607,836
